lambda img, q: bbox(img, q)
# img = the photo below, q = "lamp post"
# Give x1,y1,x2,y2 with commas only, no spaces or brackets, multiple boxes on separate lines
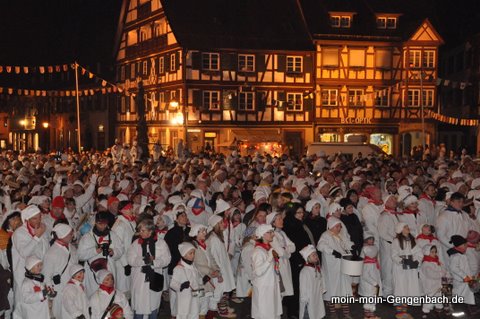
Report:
169,100,188,149
42,122,49,152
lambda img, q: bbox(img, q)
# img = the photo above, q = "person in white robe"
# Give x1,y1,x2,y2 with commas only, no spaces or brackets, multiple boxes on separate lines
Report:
418,183,437,226
11,205,49,316
465,230,480,276
359,245,382,319
251,224,282,319
127,219,171,319
18,257,51,319
112,201,137,298
391,223,423,318
361,186,384,244
419,244,447,317
317,217,354,319
268,212,295,297
170,242,204,319
43,223,78,319
61,264,90,319
77,212,124,297
299,245,326,319
89,269,133,319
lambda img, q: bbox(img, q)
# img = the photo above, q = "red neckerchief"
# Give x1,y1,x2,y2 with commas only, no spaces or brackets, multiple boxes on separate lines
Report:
422,255,441,265
50,211,66,221
33,285,42,293
26,222,36,237
454,246,466,254
467,242,477,249
156,229,167,235
138,235,157,245
56,240,69,248
197,240,207,250
99,284,114,294
232,221,241,228
122,213,136,222
368,199,383,205
403,208,418,215
385,208,402,215
364,256,380,269
304,263,321,272
416,234,438,242
97,236,109,244
419,194,436,206
255,242,271,251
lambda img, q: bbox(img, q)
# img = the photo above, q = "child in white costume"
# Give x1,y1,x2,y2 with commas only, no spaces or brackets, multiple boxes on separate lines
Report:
89,269,133,319
170,242,204,319
62,264,90,319
419,245,447,318
251,224,283,319
299,245,326,319
359,242,382,319
19,256,52,319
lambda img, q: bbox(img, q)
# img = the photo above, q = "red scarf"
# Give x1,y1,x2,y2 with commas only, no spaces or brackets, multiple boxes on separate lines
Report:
26,222,36,237
454,246,467,254
467,242,477,249
255,242,271,251
368,199,383,206
363,256,380,269
56,240,69,248
416,234,438,242
304,263,321,272
122,213,136,222
422,255,441,265
384,208,402,215
419,194,436,206
138,235,157,245
99,284,114,294
403,209,418,215
197,240,207,250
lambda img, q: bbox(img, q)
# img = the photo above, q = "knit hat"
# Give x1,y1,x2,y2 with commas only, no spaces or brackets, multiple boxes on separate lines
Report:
363,231,375,241
305,199,321,213
422,244,435,256
395,222,408,234
327,203,342,216
328,186,341,197
68,264,85,277
96,269,113,284
255,224,274,238
28,195,49,206
327,217,342,230
53,223,73,239
403,194,418,207
449,235,467,247
214,199,231,215
178,242,196,257
189,224,207,237
467,230,480,244
208,215,223,229
52,196,65,209
266,212,279,225
118,201,133,213
299,244,317,262
108,304,123,318
21,205,41,222
25,256,42,270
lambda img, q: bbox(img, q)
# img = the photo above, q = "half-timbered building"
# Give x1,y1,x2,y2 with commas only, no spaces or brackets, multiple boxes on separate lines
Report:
301,0,444,155
114,0,315,155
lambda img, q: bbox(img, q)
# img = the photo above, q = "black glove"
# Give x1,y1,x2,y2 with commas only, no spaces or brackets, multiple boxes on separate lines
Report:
202,275,211,284
124,265,132,276
410,260,419,269
141,265,152,274
332,250,342,259
180,281,190,291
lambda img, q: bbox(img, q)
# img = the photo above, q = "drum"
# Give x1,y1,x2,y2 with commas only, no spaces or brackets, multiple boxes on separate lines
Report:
341,255,363,276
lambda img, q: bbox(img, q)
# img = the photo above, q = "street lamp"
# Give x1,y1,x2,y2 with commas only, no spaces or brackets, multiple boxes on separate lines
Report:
169,100,188,148
42,122,50,152
42,122,49,129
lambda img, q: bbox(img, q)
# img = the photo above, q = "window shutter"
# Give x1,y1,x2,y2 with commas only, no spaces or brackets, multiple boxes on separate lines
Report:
256,54,266,72
303,97,314,112
277,91,286,110
230,54,237,71
159,56,165,74
176,51,180,70
165,55,171,72
304,55,313,73
221,53,231,70
277,55,286,72
192,52,201,69
193,90,203,110
256,92,267,111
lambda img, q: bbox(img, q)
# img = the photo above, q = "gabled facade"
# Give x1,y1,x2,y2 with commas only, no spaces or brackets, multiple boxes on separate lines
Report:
114,0,315,156
114,0,443,156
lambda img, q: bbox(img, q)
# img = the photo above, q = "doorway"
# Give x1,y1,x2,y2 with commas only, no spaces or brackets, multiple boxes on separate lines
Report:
284,131,303,156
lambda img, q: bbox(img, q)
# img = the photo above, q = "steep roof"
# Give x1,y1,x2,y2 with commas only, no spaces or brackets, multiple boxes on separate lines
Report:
160,0,314,51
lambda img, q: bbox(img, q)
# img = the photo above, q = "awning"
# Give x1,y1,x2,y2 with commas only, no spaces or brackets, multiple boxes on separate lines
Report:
232,129,282,143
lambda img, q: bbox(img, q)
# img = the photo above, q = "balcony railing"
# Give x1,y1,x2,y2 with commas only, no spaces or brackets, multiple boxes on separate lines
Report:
126,35,167,57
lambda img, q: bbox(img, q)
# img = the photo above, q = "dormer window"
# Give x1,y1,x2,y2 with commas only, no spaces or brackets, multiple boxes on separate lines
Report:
330,15,351,28
377,16,397,29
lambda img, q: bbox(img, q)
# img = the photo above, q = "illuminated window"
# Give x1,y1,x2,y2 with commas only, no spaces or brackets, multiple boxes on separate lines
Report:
374,88,390,107
407,89,433,107
170,53,176,72
238,92,255,111
202,53,220,71
377,17,397,29
286,93,303,111
203,91,220,110
408,50,421,68
286,56,302,73
423,50,435,68
143,61,148,75
349,49,365,67
331,15,351,28
322,48,339,67
159,56,164,73
321,89,338,107
238,54,255,72
348,89,365,107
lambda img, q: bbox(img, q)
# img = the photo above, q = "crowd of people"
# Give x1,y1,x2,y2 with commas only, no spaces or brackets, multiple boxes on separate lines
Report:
0,140,480,319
